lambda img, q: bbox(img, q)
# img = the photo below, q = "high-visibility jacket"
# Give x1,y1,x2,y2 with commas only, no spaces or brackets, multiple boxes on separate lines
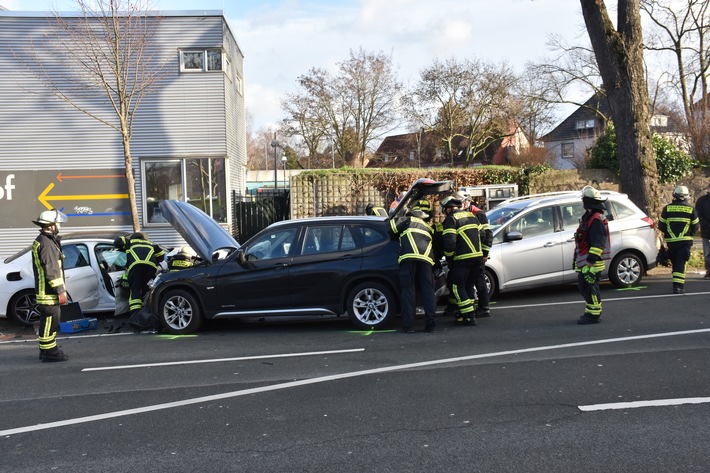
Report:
574,210,610,272
442,210,483,261
32,231,66,306
115,236,165,273
390,216,435,265
659,200,699,243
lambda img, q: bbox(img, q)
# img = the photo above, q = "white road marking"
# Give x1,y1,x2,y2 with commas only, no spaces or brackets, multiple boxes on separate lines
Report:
492,290,710,311
2,328,709,437
82,348,366,371
579,397,710,411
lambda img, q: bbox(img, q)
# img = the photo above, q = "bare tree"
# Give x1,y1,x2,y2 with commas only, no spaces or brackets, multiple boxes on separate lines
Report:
26,0,166,231
283,49,402,168
580,0,661,218
642,0,710,161
402,57,518,164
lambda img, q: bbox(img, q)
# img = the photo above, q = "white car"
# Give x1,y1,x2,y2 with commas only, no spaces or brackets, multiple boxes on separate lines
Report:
484,190,658,295
0,232,127,325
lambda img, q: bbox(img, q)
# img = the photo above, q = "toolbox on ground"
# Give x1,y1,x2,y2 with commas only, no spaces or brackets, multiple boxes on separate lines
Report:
59,302,98,334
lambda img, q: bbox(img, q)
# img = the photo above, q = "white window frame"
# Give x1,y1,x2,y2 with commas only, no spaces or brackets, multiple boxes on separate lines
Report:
179,48,225,73
561,142,574,159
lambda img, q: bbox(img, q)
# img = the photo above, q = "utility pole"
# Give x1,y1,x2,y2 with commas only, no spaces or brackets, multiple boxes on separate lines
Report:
271,133,279,191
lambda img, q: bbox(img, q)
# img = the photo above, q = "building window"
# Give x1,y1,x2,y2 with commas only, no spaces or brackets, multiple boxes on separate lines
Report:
575,119,596,130
561,142,574,159
142,158,227,224
180,49,224,72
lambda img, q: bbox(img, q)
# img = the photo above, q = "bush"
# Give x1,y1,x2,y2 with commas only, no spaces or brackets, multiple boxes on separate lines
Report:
588,123,695,183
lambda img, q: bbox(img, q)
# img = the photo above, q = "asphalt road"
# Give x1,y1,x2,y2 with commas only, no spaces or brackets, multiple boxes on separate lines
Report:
1,270,709,472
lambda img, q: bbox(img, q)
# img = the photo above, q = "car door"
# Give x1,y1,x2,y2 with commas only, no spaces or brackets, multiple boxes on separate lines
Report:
93,243,127,310
288,224,363,310
492,206,565,291
216,226,298,311
63,244,101,309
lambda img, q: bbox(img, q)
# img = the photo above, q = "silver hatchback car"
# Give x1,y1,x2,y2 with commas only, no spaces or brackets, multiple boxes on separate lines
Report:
484,190,658,296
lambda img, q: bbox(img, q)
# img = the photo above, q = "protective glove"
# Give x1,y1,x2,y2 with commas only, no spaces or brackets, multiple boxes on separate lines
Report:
119,274,130,288
58,292,68,305
581,266,596,284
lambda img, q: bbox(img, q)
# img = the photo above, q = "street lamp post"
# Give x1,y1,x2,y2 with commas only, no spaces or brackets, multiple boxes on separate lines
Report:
281,156,287,189
270,134,279,191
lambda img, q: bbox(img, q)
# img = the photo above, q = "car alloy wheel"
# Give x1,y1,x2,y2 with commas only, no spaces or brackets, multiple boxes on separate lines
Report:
347,282,395,330
609,251,644,288
160,289,202,334
9,290,41,326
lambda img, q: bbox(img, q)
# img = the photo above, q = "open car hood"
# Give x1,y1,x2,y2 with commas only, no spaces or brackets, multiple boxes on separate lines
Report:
390,178,455,219
159,200,239,261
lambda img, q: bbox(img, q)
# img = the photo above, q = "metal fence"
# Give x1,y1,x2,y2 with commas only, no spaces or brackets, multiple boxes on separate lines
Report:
231,190,290,244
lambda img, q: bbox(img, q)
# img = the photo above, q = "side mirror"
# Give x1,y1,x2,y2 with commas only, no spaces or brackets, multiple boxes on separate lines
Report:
236,248,246,265
505,230,523,242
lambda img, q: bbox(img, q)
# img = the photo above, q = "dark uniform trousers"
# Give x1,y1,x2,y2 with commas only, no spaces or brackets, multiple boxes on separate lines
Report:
399,260,436,330
37,304,61,351
448,259,482,317
577,271,602,317
668,242,692,287
128,264,157,313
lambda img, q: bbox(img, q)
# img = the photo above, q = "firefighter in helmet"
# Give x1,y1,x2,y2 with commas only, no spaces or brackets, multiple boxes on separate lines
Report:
114,232,165,315
390,200,437,333
31,209,69,362
440,194,484,326
168,245,198,271
574,186,610,324
658,185,699,294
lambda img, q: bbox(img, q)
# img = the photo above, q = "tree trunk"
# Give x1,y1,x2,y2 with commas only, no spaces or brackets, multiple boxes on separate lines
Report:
580,0,662,220
122,133,140,232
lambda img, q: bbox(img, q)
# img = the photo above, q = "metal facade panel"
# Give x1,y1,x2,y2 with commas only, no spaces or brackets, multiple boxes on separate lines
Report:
0,12,245,254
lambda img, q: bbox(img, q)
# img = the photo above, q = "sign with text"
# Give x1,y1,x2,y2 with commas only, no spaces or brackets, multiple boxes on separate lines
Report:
0,170,132,228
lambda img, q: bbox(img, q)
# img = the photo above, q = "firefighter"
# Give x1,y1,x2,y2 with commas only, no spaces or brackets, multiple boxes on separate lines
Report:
659,185,699,294
390,203,437,333
574,186,610,324
467,196,493,318
441,194,484,326
114,232,165,315
365,203,388,217
31,209,69,362
168,245,198,271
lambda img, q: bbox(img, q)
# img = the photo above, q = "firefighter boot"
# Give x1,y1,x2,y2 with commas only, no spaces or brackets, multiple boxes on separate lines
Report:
577,313,600,325
41,348,68,362
673,283,685,295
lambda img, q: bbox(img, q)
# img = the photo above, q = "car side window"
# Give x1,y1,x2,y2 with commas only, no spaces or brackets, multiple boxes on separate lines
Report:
358,225,386,246
609,200,634,220
246,228,297,260
301,225,356,255
63,244,89,269
561,203,585,230
96,244,127,272
516,208,555,238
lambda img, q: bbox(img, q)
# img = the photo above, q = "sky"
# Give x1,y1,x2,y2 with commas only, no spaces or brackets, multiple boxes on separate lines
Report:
6,0,589,133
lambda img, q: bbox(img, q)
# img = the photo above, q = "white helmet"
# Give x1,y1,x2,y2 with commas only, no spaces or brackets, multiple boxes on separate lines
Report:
179,245,197,258
581,186,606,202
673,185,690,201
32,209,68,227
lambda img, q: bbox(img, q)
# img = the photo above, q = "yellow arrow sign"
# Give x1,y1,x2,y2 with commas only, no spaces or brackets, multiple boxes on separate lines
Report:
38,182,129,210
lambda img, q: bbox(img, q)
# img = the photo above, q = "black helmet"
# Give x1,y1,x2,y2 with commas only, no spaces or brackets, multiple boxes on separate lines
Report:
130,232,147,240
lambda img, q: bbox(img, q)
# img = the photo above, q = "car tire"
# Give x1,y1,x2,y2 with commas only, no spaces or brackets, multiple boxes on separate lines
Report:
158,289,203,334
8,289,40,326
608,251,644,288
483,268,497,299
346,282,396,330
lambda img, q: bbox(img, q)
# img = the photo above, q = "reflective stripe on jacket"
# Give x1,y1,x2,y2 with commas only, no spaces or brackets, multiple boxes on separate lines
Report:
32,232,66,305
442,210,483,261
390,216,435,265
659,201,699,243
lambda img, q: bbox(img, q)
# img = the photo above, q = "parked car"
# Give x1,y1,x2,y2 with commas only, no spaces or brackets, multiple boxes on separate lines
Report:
146,179,454,334
483,190,658,296
0,232,127,325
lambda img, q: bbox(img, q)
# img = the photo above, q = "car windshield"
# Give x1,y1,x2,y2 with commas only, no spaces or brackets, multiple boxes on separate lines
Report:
487,204,528,232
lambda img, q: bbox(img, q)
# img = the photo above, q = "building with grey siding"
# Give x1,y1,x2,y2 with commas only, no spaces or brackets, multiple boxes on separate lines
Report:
0,9,246,255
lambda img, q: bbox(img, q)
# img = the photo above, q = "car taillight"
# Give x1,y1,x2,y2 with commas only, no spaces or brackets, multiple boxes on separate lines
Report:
642,216,655,228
